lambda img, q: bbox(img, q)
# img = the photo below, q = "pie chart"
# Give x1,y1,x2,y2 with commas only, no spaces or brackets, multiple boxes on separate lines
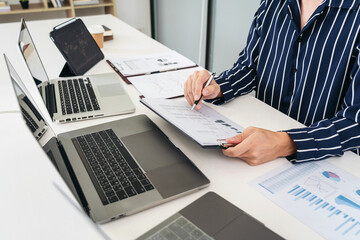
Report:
322,171,340,182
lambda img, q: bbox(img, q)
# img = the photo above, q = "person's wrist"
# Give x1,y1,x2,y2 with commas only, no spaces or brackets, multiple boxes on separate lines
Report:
276,132,297,157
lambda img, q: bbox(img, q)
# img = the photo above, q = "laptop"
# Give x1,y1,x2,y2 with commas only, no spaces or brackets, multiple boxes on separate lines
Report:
18,18,135,123
4,54,48,140
5,54,210,223
137,192,284,240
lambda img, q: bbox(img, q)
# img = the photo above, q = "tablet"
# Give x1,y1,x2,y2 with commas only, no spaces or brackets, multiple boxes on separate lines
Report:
49,18,104,76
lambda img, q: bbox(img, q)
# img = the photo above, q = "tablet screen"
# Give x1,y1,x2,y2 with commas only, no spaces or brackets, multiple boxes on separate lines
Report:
50,19,104,76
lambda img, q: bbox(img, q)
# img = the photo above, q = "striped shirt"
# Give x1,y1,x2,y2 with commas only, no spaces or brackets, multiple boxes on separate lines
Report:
209,0,360,162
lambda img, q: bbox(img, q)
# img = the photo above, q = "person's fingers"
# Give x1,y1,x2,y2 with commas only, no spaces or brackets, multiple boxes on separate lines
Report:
226,127,256,144
195,101,203,110
184,75,193,106
222,139,250,158
192,70,210,101
202,83,220,99
226,135,244,144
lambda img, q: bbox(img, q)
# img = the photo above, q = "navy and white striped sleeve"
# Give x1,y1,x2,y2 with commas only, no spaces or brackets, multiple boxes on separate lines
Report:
207,0,267,105
286,43,360,162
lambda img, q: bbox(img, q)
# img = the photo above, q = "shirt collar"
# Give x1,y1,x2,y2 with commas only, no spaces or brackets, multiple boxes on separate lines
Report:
287,0,360,10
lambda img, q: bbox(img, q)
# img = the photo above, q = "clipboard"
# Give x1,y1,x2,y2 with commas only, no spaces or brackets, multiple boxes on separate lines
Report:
140,98,244,149
106,51,198,84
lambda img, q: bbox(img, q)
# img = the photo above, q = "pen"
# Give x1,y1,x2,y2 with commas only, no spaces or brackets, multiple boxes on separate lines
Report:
191,72,216,110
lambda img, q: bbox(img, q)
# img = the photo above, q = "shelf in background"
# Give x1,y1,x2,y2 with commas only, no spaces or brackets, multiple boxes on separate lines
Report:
0,3,72,15
0,0,116,18
74,0,113,9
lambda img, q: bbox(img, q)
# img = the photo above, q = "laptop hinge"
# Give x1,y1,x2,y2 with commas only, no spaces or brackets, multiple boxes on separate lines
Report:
57,140,90,214
45,83,57,118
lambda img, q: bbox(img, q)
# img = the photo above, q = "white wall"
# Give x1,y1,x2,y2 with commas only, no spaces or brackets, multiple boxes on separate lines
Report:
209,0,260,74
153,0,208,66
115,0,151,36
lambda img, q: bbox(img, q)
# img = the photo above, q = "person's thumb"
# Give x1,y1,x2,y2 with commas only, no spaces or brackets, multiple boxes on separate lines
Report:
226,134,244,144
202,84,220,99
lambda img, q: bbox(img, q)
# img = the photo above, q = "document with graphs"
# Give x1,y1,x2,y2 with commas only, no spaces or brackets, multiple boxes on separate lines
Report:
250,161,360,240
141,98,244,147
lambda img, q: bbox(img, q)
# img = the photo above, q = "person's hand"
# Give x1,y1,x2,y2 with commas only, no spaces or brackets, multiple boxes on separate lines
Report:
184,70,223,110
222,127,297,166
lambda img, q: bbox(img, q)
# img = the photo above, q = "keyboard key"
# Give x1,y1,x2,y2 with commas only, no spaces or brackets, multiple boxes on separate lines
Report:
168,222,189,239
191,229,203,238
124,186,137,197
199,235,212,240
144,184,154,191
113,185,123,192
131,180,145,194
116,190,128,200
133,168,142,175
108,196,118,203
140,179,150,185
105,189,115,197
176,217,187,227
183,223,196,233
149,233,166,240
159,229,178,240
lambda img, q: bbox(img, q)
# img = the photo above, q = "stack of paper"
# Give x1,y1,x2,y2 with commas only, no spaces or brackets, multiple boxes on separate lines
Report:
107,51,201,98
0,1,10,12
73,0,99,6
141,98,244,147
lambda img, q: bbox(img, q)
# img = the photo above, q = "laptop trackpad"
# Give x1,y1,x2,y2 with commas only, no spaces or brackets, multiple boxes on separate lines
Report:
214,214,282,240
121,129,184,172
97,84,125,97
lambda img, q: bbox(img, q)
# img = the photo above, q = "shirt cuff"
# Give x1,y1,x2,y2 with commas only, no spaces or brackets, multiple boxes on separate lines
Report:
285,126,343,163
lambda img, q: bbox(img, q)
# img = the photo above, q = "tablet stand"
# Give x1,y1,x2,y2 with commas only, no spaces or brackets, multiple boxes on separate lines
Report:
59,63,76,77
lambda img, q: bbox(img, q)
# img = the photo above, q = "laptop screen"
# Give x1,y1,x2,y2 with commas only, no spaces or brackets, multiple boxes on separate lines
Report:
18,19,50,87
4,54,49,140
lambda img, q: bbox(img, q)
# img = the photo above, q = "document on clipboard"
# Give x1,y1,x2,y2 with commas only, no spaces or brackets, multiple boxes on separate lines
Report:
140,98,245,148
130,66,204,99
106,51,198,84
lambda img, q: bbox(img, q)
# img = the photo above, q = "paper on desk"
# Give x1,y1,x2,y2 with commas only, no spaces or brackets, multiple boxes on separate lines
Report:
129,66,203,99
250,161,360,240
108,50,196,76
141,98,244,147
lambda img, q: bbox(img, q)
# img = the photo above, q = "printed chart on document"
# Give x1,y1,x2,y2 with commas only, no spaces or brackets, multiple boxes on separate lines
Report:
250,161,360,240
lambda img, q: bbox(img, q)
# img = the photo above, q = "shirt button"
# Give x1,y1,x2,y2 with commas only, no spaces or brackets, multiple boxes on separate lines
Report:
297,34,302,42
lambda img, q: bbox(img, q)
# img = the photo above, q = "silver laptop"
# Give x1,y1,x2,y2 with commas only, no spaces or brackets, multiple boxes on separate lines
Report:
5,54,210,223
18,18,135,123
4,54,48,140
137,192,283,240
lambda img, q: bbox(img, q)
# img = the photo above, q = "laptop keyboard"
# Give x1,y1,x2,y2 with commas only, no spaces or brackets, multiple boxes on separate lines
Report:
58,78,100,115
72,129,154,205
146,216,214,240
21,106,39,133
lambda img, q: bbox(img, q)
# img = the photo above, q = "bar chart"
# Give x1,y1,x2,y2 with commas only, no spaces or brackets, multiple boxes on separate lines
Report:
251,161,360,240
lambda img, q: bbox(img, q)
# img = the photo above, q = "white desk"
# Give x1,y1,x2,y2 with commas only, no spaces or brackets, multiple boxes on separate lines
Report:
0,113,109,240
1,15,360,240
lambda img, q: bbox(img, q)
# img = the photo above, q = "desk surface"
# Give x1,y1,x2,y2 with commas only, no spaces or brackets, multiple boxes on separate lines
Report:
1,15,360,240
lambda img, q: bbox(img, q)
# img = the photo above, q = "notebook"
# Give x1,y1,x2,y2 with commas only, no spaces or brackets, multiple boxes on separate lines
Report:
141,98,245,148
18,18,135,123
5,54,210,223
137,192,283,240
